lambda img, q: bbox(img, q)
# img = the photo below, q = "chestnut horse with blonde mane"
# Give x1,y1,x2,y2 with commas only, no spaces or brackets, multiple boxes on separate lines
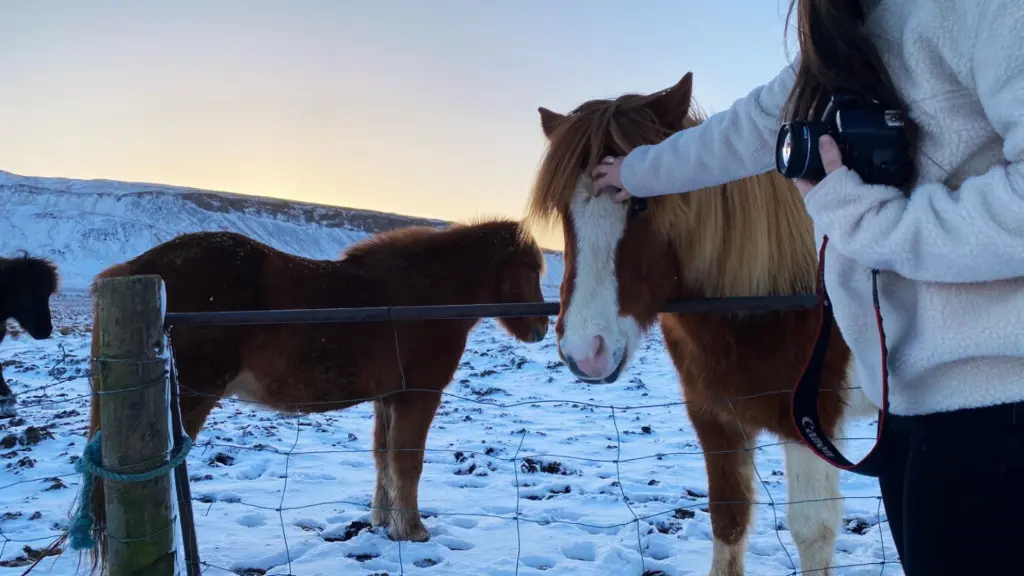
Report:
526,73,874,576
82,219,549,572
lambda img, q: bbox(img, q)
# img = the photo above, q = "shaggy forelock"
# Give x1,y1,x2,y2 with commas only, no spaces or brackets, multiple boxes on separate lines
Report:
0,253,60,295
524,95,693,236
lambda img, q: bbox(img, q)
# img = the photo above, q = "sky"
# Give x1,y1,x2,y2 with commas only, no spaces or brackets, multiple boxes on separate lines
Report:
0,0,797,249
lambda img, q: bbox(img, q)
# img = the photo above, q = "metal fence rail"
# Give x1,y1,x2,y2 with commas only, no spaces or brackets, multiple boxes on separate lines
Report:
164,294,820,327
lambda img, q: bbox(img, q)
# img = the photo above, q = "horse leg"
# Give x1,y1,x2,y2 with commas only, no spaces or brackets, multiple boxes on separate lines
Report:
386,391,441,542
0,363,14,416
689,407,757,576
0,325,11,416
371,399,393,528
783,434,841,575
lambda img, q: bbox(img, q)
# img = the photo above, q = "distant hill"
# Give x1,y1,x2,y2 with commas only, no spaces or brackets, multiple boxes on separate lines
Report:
0,170,563,291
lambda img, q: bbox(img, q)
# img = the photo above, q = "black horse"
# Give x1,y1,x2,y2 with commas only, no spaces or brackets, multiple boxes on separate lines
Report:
0,252,59,414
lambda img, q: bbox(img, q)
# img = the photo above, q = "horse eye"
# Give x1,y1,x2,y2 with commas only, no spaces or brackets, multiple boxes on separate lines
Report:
627,197,648,219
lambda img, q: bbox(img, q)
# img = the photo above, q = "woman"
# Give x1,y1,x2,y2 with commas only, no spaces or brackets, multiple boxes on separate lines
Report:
592,0,1024,574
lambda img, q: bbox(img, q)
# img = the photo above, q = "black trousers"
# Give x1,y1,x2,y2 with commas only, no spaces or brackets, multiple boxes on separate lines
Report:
877,400,1024,575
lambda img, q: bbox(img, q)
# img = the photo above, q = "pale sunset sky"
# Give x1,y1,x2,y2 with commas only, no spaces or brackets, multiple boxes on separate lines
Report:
0,0,796,249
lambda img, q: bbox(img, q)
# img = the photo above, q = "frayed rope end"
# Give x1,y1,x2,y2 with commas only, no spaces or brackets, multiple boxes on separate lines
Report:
69,432,103,551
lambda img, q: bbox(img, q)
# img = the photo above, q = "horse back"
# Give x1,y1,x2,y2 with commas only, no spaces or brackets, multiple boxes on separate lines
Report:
95,231,273,315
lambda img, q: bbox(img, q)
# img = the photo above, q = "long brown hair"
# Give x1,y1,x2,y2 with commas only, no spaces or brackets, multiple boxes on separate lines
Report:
782,0,919,187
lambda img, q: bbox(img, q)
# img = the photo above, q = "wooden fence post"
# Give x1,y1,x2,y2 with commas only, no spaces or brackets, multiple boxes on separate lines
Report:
95,275,175,575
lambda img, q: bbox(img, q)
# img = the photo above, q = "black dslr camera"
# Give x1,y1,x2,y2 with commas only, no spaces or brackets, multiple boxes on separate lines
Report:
775,93,912,187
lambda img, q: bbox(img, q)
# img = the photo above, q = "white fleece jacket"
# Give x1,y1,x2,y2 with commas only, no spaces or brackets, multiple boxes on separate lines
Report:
620,0,1024,416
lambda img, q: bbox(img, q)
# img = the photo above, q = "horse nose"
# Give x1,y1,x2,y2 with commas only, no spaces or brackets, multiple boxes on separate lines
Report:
564,335,609,379
531,322,548,342
31,323,53,340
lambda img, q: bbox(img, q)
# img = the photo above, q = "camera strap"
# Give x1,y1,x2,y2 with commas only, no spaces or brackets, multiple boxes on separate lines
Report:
790,234,891,477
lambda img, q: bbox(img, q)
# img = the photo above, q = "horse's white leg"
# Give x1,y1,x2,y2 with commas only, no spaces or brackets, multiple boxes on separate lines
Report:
709,536,748,576
784,438,841,575
784,361,873,574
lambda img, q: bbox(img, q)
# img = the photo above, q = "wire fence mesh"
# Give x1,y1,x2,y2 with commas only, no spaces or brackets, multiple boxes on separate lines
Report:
0,311,901,576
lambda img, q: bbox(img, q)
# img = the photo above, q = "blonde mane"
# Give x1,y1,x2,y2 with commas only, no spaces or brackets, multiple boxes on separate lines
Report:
525,92,817,298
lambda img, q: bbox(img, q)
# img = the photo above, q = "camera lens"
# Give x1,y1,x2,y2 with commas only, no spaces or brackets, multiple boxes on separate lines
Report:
776,123,805,178
775,121,828,182
779,127,793,169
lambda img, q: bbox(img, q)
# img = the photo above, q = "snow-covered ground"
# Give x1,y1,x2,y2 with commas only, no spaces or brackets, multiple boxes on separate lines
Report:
0,288,902,576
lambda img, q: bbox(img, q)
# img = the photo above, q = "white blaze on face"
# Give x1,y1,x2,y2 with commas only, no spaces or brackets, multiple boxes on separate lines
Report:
558,177,642,383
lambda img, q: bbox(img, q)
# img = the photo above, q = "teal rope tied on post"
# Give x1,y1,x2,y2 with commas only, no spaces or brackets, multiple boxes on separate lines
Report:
68,430,193,551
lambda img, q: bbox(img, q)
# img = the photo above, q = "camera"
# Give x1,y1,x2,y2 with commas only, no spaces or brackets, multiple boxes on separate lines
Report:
775,93,912,187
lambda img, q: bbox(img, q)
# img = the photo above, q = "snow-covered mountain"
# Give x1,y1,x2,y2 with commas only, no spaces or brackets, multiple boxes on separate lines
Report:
0,169,564,292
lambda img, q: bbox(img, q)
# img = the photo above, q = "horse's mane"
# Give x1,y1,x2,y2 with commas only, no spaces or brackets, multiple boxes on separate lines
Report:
340,217,543,272
0,251,60,295
525,93,816,298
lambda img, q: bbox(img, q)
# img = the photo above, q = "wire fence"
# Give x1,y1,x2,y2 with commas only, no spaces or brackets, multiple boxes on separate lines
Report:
0,305,901,576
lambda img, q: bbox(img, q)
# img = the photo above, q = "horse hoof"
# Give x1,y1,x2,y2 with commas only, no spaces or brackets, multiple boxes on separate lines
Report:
391,523,430,543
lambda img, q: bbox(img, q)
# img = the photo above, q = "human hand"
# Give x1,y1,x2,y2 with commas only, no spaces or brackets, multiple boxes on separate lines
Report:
590,156,632,202
794,135,845,197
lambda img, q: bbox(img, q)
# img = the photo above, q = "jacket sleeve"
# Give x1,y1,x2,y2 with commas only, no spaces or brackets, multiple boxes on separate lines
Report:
619,58,798,198
803,0,1024,284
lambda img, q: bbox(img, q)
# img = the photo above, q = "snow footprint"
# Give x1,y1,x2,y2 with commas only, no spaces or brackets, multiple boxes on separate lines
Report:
561,541,597,562
519,554,558,571
447,517,479,529
431,534,474,551
236,512,268,528
236,458,270,480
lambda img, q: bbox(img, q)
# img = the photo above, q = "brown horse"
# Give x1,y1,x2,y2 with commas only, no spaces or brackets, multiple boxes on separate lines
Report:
525,73,875,575
1,252,59,415
83,219,549,570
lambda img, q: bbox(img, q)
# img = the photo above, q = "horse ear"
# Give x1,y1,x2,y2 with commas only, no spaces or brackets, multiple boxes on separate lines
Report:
644,72,694,130
538,107,566,138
